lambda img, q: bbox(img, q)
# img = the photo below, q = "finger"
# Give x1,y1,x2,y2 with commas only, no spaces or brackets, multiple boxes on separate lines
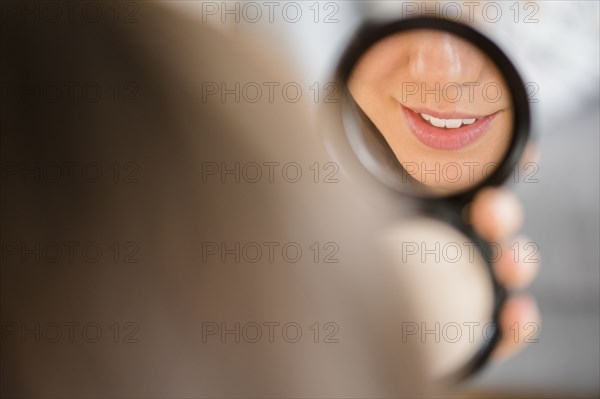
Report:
493,235,541,289
493,295,541,360
470,187,523,242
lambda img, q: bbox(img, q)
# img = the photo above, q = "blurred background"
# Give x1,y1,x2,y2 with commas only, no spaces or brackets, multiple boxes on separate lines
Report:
173,0,600,397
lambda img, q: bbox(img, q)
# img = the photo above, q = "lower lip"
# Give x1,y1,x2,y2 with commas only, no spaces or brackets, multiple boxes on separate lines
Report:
402,106,498,150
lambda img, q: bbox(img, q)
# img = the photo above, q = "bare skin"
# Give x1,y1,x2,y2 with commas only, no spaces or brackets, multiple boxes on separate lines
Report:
349,30,513,195
471,144,541,359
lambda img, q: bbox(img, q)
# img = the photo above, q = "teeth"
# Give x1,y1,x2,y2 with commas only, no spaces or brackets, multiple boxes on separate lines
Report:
429,116,446,128
419,113,477,129
444,119,463,128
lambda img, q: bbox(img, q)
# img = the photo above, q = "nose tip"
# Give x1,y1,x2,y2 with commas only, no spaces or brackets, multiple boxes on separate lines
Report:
407,32,485,86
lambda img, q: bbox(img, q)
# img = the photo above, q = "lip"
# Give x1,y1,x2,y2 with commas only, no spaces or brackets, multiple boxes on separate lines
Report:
402,105,499,150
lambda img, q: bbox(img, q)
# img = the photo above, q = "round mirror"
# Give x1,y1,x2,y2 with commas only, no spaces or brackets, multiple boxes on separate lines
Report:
328,17,529,380
339,18,529,198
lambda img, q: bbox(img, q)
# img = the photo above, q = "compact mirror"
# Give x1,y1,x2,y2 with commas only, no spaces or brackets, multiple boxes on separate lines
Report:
339,17,529,199
332,17,530,381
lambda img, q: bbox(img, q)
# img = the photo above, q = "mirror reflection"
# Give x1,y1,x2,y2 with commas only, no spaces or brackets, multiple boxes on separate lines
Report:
347,29,514,196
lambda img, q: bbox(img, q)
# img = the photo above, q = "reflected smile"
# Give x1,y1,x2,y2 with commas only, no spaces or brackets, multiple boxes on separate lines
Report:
420,113,476,129
402,106,499,150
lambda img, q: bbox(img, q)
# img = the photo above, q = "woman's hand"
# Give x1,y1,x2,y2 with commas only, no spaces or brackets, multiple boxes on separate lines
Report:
470,145,541,360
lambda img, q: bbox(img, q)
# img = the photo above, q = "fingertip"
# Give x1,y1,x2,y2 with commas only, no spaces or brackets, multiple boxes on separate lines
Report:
470,188,523,242
493,235,541,289
493,295,541,360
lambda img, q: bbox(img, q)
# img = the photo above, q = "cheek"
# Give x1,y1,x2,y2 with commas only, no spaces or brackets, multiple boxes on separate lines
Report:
348,73,387,117
349,46,411,109
484,111,514,165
